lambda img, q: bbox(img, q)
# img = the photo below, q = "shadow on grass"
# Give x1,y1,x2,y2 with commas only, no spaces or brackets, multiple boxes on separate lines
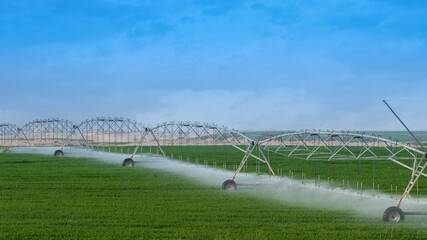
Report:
0,160,55,164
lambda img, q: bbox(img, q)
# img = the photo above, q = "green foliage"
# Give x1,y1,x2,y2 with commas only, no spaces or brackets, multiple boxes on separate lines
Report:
0,153,426,239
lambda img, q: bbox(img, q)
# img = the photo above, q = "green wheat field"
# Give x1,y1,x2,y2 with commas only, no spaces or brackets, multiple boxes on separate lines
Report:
1,152,427,239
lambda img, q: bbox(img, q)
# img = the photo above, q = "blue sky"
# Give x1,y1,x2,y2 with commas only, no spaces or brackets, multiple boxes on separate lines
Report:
0,0,426,130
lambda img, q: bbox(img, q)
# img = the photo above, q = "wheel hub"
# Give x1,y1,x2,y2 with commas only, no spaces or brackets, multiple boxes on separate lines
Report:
388,211,400,222
226,183,235,190
222,179,237,191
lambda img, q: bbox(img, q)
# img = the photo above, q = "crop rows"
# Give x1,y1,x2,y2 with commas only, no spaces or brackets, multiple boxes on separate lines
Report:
91,145,427,198
1,153,426,239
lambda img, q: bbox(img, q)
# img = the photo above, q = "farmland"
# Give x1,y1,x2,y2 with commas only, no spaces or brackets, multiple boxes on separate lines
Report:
92,145,427,197
1,153,427,239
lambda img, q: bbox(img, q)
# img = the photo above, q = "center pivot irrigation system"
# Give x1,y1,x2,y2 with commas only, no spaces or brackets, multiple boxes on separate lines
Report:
0,101,425,223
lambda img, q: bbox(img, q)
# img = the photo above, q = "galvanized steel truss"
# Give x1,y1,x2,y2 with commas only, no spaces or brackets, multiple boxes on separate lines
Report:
66,117,146,148
0,123,18,147
259,131,426,206
12,119,74,147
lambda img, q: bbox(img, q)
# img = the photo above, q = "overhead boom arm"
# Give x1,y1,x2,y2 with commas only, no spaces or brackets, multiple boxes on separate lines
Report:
383,100,426,152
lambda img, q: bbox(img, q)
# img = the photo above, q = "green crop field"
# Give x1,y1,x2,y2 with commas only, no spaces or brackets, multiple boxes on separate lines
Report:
1,153,427,239
92,145,427,197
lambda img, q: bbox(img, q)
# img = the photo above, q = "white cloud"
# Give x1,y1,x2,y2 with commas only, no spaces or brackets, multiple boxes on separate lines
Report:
131,89,427,131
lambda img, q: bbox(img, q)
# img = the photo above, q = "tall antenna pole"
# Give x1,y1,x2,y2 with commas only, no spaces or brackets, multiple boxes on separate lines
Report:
383,100,426,151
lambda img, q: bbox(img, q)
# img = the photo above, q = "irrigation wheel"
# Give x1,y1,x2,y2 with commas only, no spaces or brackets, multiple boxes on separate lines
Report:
383,206,404,223
54,150,64,157
222,179,237,191
122,158,135,167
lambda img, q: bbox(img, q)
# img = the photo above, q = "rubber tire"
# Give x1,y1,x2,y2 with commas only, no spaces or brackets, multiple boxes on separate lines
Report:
222,179,237,191
54,150,64,157
383,206,404,223
122,158,135,167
